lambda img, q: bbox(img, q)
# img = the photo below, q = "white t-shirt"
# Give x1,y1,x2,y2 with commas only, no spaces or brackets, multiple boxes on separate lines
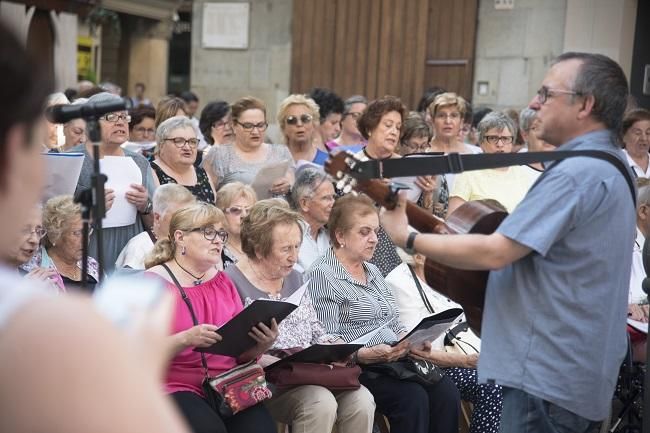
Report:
115,232,155,270
630,227,647,305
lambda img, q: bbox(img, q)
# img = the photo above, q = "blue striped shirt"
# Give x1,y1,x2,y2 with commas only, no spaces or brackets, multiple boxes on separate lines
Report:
307,248,406,346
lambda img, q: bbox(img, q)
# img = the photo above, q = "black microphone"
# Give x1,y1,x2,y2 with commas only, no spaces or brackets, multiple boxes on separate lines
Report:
46,99,127,123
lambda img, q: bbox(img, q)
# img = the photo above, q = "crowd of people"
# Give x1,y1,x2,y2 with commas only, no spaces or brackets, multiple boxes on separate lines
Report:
1,17,648,433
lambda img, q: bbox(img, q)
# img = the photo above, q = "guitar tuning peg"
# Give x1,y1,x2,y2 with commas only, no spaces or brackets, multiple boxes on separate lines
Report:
336,180,346,190
343,184,353,194
336,171,343,179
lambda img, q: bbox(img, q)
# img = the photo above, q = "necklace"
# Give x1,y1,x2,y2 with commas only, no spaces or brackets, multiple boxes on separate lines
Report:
174,257,206,286
249,261,284,294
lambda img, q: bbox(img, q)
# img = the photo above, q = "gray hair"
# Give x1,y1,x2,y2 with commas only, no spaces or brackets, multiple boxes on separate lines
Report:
344,95,368,114
155,116,200,145
87,91,123,106
553,52,629,133
290,168,330,210
477,111,517,144
47,92,70,107
152,183,196,215
519,108,537,133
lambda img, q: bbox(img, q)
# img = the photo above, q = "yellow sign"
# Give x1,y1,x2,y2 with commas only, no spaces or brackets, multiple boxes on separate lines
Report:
77,36,93,79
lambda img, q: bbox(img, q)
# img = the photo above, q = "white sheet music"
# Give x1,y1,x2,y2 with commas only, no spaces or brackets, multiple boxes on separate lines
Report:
100,156,142,228
628,318,648,334
285,279,309,305
42,152,85,202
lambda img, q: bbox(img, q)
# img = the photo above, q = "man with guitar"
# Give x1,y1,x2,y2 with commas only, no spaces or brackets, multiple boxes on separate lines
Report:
381,53,636,433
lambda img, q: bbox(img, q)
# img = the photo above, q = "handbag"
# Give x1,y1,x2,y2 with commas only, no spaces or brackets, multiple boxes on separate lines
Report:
162,264,272,418
266,362,362,391
363,358,443,387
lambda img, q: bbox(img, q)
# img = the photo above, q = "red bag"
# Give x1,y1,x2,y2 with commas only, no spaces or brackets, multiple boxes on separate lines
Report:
204,360,273,418
266,362,361,391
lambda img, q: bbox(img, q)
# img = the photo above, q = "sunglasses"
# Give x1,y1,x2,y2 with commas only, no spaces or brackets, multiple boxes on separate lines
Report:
286,114,313,126
224,205,251,217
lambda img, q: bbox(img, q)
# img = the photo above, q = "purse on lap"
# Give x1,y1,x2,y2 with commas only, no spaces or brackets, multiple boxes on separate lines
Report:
266,361,362,391
162,264,272,418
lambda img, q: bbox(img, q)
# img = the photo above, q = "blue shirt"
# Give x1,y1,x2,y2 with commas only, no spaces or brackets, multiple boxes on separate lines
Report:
478,130,636,421
312,149,329,166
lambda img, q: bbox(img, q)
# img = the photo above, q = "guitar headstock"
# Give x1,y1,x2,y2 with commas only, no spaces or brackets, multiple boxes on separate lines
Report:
324,151,362,194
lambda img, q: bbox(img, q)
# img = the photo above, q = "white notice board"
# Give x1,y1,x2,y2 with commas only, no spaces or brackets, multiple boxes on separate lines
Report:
202,2,250,49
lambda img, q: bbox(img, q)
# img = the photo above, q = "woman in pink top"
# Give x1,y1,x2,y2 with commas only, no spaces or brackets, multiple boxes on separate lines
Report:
146,202,278,433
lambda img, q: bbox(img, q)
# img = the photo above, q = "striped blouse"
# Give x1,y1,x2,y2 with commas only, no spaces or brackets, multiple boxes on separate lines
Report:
307,248,407,347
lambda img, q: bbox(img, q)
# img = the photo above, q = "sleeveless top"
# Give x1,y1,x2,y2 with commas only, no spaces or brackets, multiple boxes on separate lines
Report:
151,161,215,204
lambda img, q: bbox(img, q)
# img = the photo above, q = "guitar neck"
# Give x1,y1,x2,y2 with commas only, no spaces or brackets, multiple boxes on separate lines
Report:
405,201,445,234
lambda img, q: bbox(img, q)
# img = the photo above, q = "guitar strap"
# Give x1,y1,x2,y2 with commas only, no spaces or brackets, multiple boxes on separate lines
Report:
355,150,636,207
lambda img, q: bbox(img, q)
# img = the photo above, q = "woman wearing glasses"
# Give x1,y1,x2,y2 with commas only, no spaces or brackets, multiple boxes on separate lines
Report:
145,202,278,433
447,112,535,216
215,182,257,267
204,96,293,194
23,195,101,292
277,94,328,165
151,116,216,204
68,92,157,273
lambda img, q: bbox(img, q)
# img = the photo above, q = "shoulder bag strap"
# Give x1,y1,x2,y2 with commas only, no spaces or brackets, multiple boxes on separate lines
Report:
406,264,435,314
161,263,210,377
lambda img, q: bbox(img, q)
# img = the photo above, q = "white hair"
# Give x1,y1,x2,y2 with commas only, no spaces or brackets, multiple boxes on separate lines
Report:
152,184,196,215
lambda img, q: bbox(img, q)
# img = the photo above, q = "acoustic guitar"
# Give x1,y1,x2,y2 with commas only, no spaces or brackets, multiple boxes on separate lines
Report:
325,152,508,335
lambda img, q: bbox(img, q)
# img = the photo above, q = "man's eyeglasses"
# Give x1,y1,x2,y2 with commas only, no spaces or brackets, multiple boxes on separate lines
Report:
224,205,251,217
536,86,582,104
286,114,313,126
234,121,268,132
190,226,229,243
345,112,363,120
101,113,131,123
21,226,47,239
164,137,200,148
484,135,514,145
133,126,155,135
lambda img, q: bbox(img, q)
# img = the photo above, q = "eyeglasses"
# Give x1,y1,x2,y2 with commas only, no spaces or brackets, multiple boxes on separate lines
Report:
101,113,131,123
536,86,582,104
224,205,251,217
190,226,229,243
234,121,268,132
70,227,94,237
21,226,47,239
345,112,363,119
213,119,232,129
435,112,461,121
484,135,514,145
286,114,313,126
133,126,155,135
164,137,200,148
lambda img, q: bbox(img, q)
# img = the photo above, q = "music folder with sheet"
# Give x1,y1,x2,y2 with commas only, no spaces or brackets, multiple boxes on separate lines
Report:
196,280,309,357
392,308,464,347
265,343,364,370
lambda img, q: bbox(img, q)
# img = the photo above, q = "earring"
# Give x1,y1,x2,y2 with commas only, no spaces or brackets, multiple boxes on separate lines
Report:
181,246,186,256
340,243,345,248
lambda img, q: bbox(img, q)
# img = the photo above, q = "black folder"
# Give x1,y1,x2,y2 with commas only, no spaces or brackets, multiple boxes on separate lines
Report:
392,308,464,346
195,300,298,357
265,343,364,370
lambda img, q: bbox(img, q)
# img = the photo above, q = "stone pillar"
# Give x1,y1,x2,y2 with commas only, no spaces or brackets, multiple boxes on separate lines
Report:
127,18,171,104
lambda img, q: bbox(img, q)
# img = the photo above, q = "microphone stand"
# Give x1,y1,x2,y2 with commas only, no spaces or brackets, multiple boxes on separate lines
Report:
75,117,106,289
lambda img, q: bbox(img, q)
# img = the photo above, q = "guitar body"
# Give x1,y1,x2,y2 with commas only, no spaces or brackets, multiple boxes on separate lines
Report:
420,201,507,336
325,152,508,336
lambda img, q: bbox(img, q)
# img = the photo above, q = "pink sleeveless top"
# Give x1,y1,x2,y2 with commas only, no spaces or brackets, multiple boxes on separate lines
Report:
159,271,243,397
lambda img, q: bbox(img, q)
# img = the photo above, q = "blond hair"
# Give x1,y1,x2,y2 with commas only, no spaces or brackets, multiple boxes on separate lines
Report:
428,92,468,118
240,199,304,259
215,182,257,210
144,202,225,268
43,195,81,248
277,94,321,142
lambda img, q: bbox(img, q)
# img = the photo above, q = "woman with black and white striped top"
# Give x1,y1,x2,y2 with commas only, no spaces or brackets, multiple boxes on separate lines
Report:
307,194,461,433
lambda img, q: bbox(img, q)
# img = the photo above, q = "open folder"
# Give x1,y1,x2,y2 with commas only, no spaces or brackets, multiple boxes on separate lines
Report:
265,343,364,370
196,280,309,357
393,308,463,347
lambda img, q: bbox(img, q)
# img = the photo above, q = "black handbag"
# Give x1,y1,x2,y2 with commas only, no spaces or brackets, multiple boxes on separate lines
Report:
362,358,443,386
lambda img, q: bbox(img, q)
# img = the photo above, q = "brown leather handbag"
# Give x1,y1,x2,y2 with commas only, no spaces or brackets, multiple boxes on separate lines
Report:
266,362,361,391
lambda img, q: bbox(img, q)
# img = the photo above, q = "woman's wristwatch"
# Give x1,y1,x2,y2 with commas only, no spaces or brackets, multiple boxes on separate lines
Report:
404,231,419,254
141,199,153,215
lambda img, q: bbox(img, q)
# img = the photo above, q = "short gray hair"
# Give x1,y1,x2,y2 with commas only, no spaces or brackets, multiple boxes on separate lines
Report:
519,108,537,133
155,116,199,145
152,183,196,215
290,168,330,210
344,95,368,114
478,111,517,144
